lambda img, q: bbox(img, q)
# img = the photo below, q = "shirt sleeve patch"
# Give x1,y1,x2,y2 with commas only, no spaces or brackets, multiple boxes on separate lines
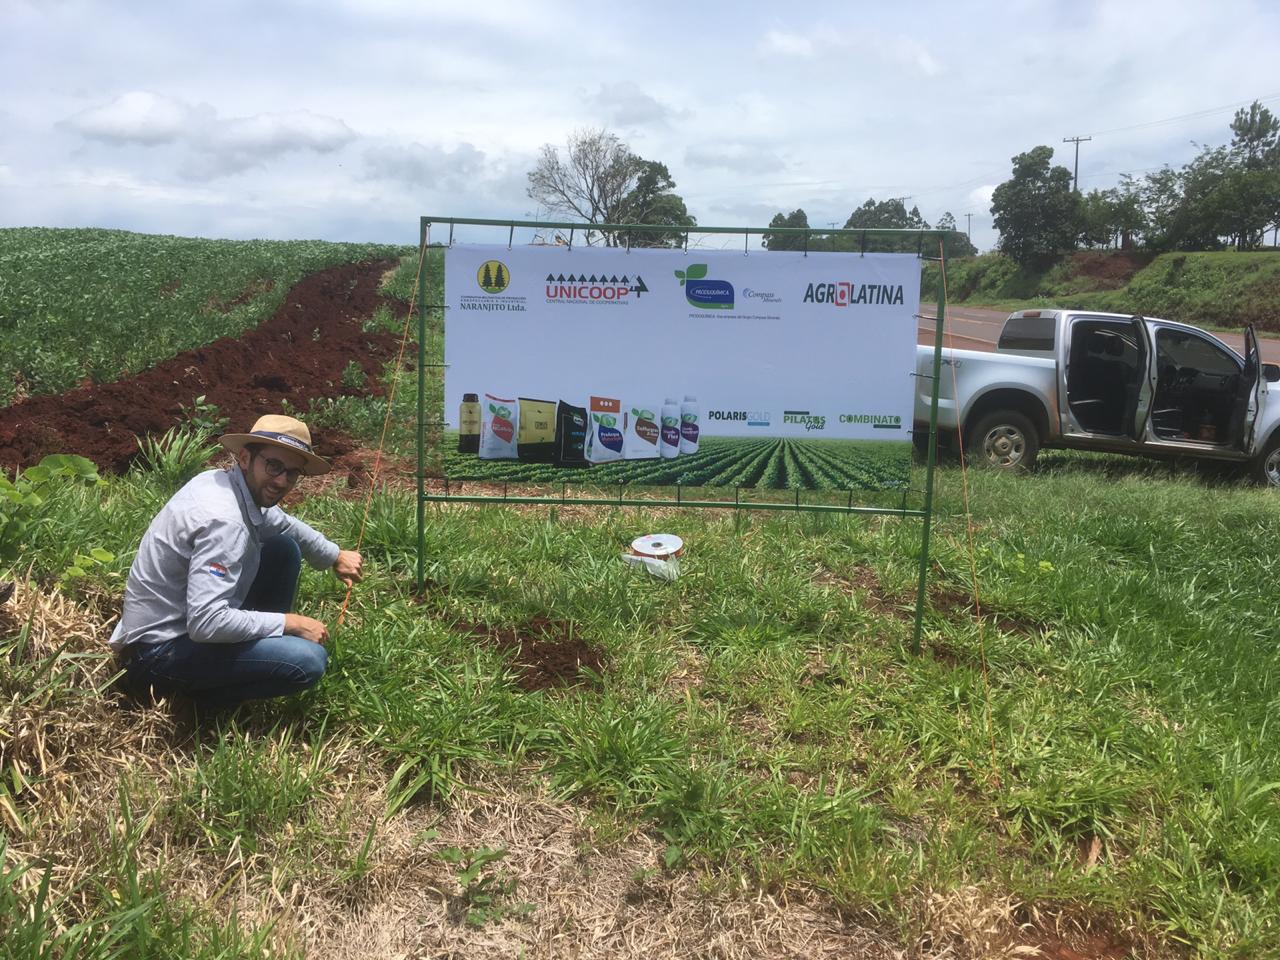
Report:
207,562,229,578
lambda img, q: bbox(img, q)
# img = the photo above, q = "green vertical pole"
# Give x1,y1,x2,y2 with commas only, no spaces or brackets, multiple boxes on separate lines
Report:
912,250,947,655
416,219,429,593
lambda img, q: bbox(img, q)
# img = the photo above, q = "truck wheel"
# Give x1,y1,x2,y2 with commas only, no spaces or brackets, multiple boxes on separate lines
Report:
1251,434,1280,487
965,410,1039,471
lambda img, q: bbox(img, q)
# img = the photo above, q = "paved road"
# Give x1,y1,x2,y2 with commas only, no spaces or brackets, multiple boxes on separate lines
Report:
917,304,1280,364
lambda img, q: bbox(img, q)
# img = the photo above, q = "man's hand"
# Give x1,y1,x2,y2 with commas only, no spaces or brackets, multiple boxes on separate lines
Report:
285,613,330,645
334,550,363,587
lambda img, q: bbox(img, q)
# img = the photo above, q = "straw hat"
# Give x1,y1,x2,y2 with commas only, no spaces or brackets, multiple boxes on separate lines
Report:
219,414,330,476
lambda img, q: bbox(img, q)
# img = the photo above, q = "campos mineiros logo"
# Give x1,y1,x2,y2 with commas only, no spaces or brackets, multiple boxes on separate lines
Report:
839,413,903,429
803,282,904,306
545,272,648,304
783,410,826,431
675,264,734,310
477,260,510,294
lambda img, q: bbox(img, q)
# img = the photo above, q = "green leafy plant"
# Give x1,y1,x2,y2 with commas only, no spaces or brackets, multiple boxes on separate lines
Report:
178,394,229,437
0,454,102,563
436,844,534,927
134,425,221,493
57,546,116,593
342,360,368,390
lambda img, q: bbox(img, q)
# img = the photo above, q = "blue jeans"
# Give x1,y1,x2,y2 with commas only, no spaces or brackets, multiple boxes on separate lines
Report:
127,535,327,709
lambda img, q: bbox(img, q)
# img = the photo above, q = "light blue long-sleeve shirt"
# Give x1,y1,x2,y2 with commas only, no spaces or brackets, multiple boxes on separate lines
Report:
108,467,340,651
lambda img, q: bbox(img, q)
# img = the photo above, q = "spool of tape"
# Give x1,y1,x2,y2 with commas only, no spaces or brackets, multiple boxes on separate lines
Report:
629,533,684,560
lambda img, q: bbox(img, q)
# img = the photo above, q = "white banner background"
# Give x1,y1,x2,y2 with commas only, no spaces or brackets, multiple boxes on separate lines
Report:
444,244,920,440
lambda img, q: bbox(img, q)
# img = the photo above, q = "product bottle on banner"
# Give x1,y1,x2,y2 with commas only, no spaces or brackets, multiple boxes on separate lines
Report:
623,402,661,459
679,395,700,454
458,393,480,453
584,395,624,464
660,398,681,459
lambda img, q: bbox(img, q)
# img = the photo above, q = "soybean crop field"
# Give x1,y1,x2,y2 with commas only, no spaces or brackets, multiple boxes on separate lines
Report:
0,227,408,405
440,435,911,491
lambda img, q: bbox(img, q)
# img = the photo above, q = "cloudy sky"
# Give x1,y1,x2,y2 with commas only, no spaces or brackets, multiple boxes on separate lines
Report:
3,0,1278,252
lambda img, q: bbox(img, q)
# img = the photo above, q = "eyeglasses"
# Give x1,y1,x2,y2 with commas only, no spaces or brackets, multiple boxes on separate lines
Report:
256,454,304,484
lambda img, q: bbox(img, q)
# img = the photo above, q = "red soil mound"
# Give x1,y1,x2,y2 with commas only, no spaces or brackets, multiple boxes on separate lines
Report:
0,259,410,477
456,617,605,691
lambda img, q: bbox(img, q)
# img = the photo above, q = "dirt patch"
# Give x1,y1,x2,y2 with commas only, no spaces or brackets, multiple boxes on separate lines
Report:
929,585,1049,636
206,277,277,312
455,617,605,691
0,259,409,479
815,564,1050,639
1065,251,1153,290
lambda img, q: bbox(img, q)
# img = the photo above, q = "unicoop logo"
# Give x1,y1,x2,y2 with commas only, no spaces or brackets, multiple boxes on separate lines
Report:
675,264,734,310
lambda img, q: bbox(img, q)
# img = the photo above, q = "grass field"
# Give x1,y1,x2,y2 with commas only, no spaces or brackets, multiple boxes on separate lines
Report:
3,238,1280,957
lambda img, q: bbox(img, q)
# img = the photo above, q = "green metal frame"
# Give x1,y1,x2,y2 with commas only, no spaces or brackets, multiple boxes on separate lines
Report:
416,216,951,654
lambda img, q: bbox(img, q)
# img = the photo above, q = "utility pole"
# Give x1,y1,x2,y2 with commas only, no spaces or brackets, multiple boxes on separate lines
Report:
964,213,973,239
1063,136,1091,192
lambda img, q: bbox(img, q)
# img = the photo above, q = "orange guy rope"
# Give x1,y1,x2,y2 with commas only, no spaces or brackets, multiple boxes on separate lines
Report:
940,244,1002,789
335,237,430,629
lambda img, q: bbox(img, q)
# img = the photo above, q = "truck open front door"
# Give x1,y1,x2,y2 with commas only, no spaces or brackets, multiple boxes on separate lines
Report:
1230,324,1262,453
1127,316,1155,442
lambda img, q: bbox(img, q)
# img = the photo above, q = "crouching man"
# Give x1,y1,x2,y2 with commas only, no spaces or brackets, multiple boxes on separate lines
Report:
110,414,363,710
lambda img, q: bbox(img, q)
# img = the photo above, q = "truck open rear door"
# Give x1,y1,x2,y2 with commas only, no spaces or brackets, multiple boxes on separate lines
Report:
1127,316,1155,442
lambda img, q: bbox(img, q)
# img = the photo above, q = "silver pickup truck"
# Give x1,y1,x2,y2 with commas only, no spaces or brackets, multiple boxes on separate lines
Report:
913,309,1280,485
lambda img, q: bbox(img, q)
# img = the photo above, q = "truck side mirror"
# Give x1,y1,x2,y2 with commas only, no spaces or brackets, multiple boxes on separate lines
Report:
1263,363,1280,383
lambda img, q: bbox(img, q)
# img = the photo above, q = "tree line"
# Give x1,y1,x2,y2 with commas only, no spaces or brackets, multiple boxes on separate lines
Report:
525,128,976,255
993,100,1280,267
526,103,1280,268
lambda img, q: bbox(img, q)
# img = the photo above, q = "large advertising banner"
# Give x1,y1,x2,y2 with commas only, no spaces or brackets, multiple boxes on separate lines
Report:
442,244,920,490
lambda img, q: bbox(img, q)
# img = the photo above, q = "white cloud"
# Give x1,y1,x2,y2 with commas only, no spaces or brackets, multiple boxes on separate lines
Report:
65,91,197,145
362,141,487,187
759,29,816,58
756,25,942,76
588,82,675,128
968,185,997,209
685,145,786,175
62,93,357,179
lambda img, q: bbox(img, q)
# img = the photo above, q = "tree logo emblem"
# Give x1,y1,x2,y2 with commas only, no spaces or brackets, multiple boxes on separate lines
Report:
476,260,511,294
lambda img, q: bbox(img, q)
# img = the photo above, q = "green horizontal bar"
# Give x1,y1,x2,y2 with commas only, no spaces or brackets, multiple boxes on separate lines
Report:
421,215,960,239
421,492,923,517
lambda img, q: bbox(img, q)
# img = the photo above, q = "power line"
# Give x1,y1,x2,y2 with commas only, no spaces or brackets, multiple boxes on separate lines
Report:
1063,136,1091,192
1086,92,1280,138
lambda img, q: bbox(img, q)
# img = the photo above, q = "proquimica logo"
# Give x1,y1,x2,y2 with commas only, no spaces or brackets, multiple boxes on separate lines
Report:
675,264,734,310
783,410,826,431
839,413,903,429
802,282,904,306
477,260,510,293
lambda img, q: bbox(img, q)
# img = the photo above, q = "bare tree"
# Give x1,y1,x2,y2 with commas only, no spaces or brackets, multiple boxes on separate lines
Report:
526,128,644,245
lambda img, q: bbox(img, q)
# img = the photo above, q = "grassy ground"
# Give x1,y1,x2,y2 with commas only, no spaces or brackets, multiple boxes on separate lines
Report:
4,249,1280,958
